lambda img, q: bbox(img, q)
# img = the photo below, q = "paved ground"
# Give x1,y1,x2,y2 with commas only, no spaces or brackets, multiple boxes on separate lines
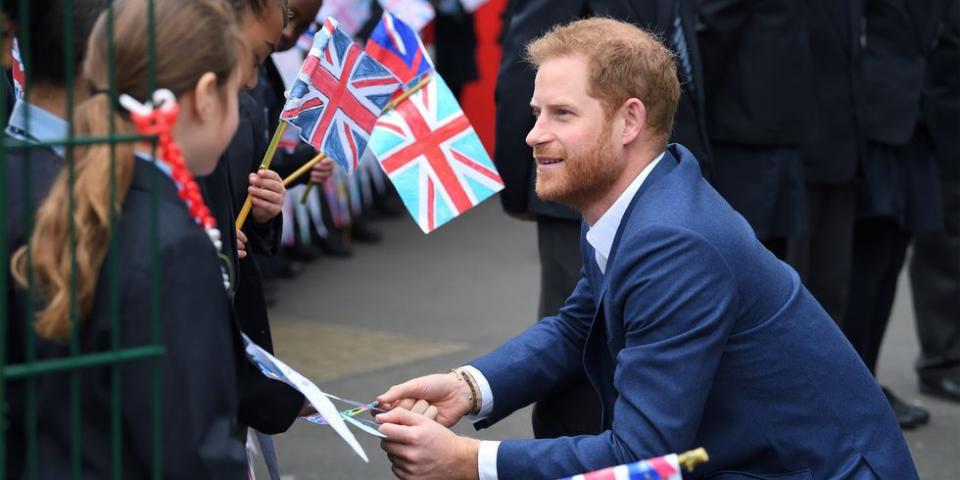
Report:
257,199,959,480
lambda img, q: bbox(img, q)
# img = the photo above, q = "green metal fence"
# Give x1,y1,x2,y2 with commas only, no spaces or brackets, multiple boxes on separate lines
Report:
1,1,166,477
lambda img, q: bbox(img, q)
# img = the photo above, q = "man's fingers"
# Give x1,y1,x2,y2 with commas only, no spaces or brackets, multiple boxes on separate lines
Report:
423,405,438,421
378,380,425,406
377,421,417,444
410,399,430,415
236,229,247,243
377,407,427,429
380,439,416,458
396,398,416,412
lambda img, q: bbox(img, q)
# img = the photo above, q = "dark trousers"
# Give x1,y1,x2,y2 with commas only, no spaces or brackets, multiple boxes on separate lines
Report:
531,217,602,438
909,179,960,379
844,217,912,373
787,183,857,321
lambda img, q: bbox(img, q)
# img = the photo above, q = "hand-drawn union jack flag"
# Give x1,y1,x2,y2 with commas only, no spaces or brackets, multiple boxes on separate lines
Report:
367,74,504,233
559,454,682,480
366,11,434,88
11,38,25,99
281,18,401,174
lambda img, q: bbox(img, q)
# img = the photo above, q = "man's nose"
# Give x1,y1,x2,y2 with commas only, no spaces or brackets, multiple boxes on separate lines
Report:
526,116,551,147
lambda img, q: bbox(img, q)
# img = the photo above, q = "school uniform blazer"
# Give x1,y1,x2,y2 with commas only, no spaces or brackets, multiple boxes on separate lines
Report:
860,0,951,146
4,141,63,480
199,90,305,435
800,0,864,184
698,0,816,146
470,145,917,479
35,159,247,479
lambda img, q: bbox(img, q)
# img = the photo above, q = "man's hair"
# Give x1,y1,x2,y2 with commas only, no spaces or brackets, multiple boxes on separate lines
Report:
3,0,108,87
525,17,680,146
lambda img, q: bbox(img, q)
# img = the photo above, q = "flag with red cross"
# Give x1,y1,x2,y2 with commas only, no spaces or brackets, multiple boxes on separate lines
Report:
367,74,504,233
281,18,402,174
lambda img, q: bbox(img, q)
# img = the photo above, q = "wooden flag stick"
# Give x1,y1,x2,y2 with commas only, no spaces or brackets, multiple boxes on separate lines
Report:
677,448,709,472
300,177,316,204
384,74,432,112
236,122,289,229
283,152,326,187
298,74,434,205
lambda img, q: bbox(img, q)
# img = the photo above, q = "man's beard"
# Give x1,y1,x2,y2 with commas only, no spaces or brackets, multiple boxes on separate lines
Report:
534,131,623,210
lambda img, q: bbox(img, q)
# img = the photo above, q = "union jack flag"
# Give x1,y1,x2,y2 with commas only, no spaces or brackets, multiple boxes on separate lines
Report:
11,38,25,99
281,18,402,174
366,12,434,88
558,454,682,480
367,74,504,233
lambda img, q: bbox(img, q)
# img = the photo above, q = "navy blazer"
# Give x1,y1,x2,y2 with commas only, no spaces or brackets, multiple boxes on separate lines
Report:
800,0,864,183
35,158,247,478
470,145,915,479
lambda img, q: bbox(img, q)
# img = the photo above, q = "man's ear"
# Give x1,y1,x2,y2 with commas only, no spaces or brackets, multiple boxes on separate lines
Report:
621,98,647,145
191,72,220,122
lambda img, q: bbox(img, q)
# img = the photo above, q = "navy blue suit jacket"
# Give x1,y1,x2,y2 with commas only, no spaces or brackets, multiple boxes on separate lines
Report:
470,145,915,479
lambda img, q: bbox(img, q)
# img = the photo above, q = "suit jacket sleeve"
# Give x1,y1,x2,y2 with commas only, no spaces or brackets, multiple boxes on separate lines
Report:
489,225,740,478
470,263,598,427
120,232,246,479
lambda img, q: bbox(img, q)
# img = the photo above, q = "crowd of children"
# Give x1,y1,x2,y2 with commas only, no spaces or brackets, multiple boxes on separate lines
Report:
1,0,416,477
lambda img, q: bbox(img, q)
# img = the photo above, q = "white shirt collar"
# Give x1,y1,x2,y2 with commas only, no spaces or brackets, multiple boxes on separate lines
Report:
5,99,69,158
586,152,664,274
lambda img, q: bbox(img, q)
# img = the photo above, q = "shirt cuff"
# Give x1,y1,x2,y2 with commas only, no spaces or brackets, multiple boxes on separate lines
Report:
461,365,493,420
477,440,500,480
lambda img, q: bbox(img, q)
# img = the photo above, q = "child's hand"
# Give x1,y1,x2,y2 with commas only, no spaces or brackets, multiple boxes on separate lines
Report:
309,157,336,184
249,169,285,223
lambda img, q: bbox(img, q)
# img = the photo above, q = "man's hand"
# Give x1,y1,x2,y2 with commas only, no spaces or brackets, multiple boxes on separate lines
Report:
249,169,285,224
309,157,336,184
377,408,480,480
236,228,248,259
377,372,473,428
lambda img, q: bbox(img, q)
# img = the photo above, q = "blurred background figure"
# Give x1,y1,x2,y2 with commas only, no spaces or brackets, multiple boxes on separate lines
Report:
786,0,864,322
698,0,814,260
842,0,953,429
908,0,960,405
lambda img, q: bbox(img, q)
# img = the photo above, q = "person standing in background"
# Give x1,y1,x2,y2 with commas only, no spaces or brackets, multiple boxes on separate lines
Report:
909,0,960,404
786,0,864,322
843,0,952,429
2,2,108,477
697,0,815,259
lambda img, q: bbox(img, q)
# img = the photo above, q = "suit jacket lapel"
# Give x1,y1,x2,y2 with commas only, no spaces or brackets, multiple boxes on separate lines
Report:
595,150,678,304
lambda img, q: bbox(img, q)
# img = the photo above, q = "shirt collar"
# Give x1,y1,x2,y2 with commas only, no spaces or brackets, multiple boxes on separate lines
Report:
5,99,69,158
134,151,175,180
586,151,665,274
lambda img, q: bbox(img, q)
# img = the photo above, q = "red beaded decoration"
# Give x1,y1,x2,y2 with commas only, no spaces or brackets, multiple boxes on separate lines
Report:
126,96,217,230
121,90,230,291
